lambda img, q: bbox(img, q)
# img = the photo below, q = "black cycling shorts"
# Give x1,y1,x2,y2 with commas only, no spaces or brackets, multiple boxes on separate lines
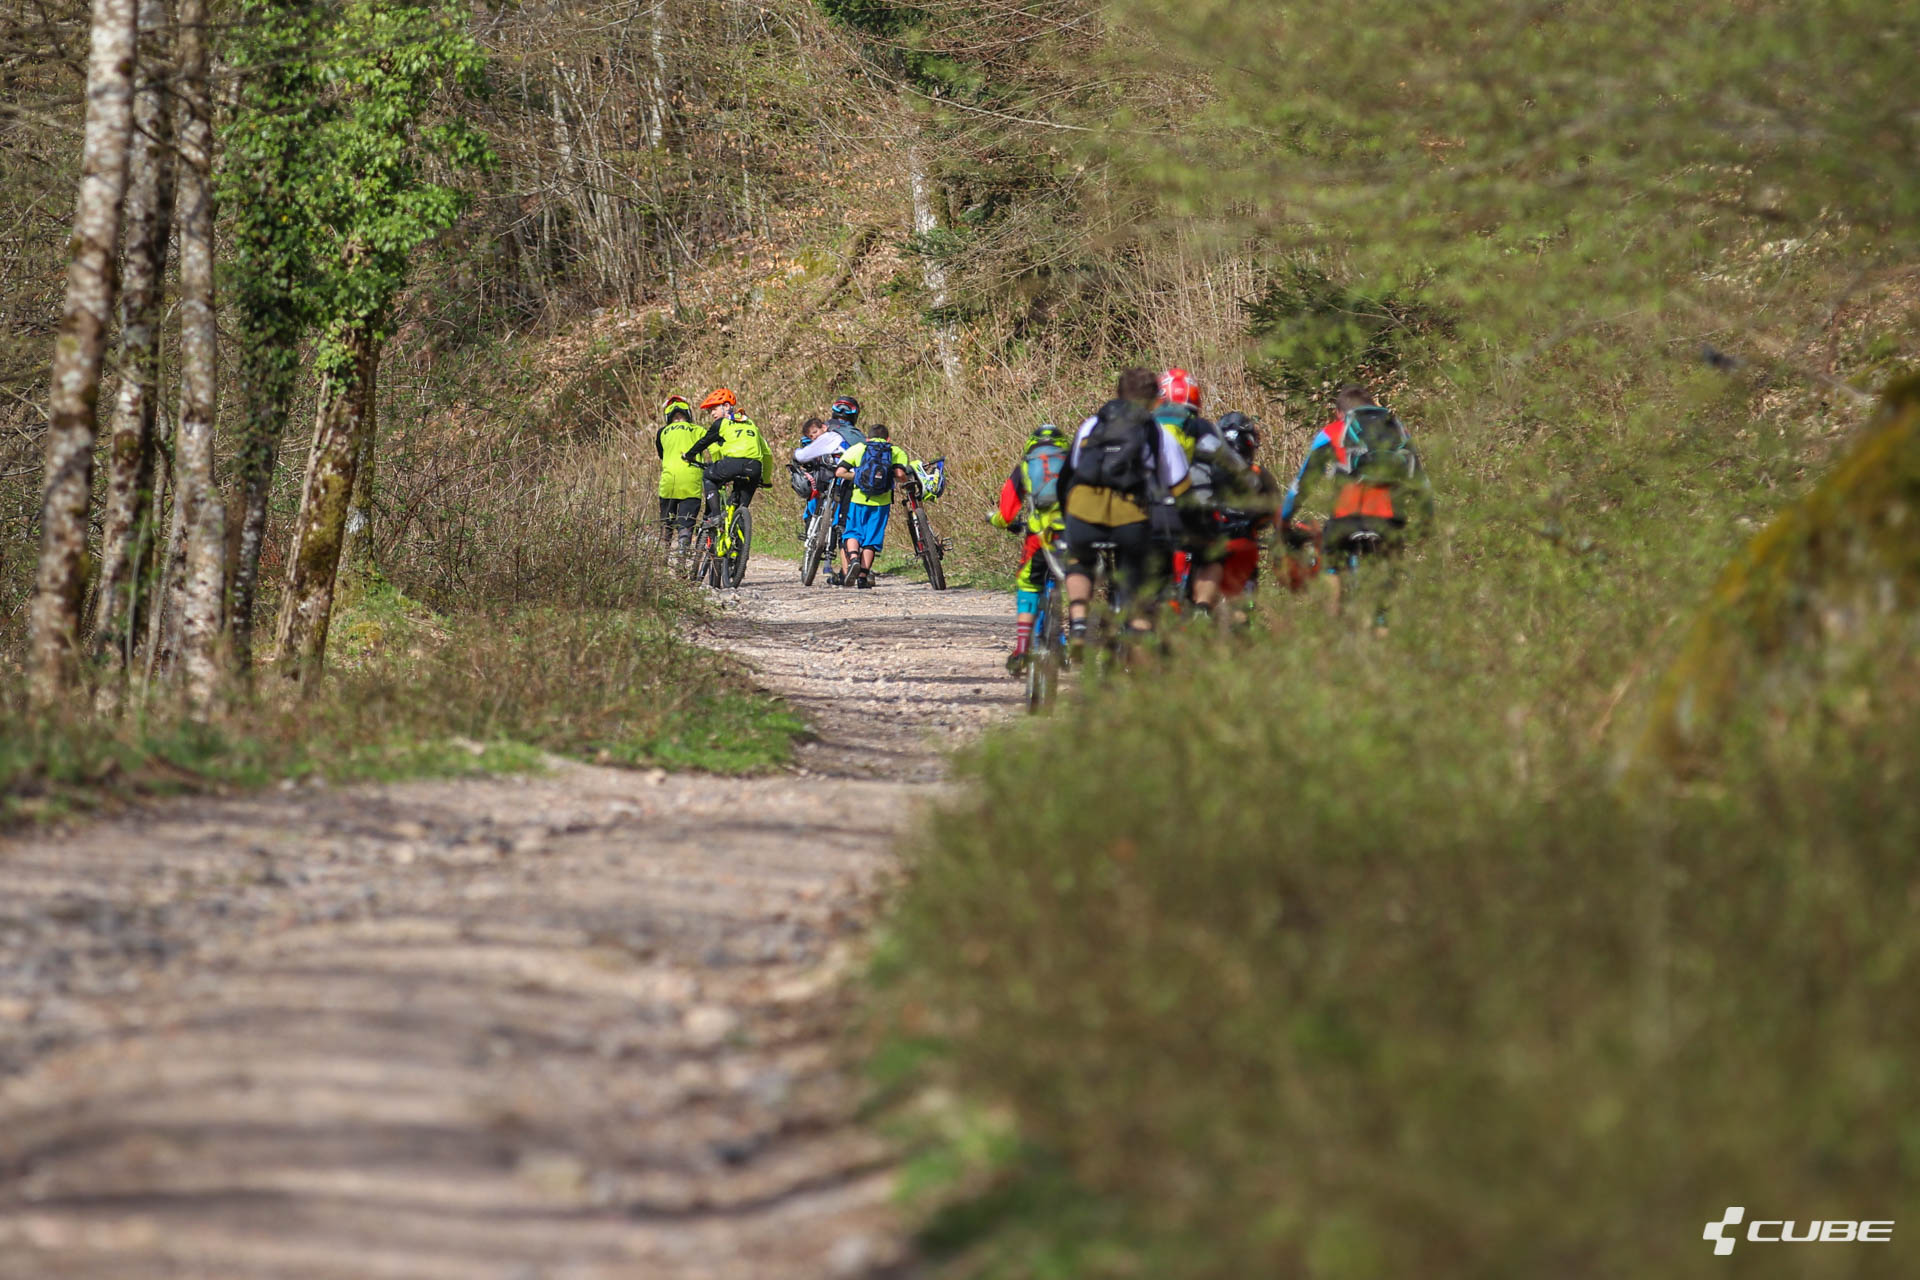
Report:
659,495,700,532
703,457,763,507
1063,515,1168,614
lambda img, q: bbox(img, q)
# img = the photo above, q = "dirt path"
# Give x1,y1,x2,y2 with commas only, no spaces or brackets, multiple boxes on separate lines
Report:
0,558,1012,1280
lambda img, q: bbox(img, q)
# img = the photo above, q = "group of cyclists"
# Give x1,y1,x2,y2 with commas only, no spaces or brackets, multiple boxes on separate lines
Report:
651,369,1434,680
654,389,937,589
986,367,1434,677
789,397,937,589
653,387,772,575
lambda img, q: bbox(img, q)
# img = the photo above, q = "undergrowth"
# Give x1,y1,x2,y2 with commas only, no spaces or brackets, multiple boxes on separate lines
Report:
875,560,1918,1279
868,281,1920,1276
2,582,800,829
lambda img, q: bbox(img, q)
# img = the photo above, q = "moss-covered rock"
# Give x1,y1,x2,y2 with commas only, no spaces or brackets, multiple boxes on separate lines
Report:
1640,374,1920,764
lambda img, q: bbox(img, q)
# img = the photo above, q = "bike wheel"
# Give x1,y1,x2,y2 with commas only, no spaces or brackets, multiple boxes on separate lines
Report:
728,506,753,588
690,531,713,585
914,507,947,591
1038,590,1064,707
801,512,826,585
1025,596,1058,715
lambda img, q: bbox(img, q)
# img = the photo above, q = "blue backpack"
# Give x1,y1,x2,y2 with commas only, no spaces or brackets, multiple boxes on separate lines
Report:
854,440,896,496
1022,441,1068,509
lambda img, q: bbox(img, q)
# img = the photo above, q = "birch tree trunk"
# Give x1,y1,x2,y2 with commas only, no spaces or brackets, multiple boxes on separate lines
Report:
908,139,961,383
172,0,225,707
93,0,174,673
644,0,668,148
28,0,138,701
274,328,378,679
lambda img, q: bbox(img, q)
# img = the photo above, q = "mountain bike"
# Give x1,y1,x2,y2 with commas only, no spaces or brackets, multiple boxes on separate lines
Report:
699,464,755,589
899,457,948,591
1026,535,1070,714
794,467,845,587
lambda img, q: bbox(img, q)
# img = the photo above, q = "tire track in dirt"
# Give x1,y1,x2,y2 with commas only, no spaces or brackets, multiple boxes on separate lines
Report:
0,557,1012,1279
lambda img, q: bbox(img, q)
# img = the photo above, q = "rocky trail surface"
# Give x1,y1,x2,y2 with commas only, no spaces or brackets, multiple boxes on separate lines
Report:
0,558,1012,1279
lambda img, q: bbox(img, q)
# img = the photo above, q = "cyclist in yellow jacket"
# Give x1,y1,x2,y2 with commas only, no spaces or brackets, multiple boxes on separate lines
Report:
683,387,773,522
655,394,708,567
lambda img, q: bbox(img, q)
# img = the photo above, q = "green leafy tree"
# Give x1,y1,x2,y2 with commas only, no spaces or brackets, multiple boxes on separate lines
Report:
268,0,491,678
222,0,326,670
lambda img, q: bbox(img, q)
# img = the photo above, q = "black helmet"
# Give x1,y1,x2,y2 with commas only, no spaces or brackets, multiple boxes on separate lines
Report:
830,395,861,423
1217,411,1260,462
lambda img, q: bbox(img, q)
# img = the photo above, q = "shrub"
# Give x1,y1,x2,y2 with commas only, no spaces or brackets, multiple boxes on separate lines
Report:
880,593,1919,1277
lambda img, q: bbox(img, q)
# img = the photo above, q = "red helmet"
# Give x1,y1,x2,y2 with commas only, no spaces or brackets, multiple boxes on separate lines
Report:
698,387,737,411
1159,368,1201,413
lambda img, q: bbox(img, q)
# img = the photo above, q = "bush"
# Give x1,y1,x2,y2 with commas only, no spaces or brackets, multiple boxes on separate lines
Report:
1245,262,1443,404
879,582,1918,1276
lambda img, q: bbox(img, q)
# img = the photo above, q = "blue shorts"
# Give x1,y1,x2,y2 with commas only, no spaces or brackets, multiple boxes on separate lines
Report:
844,501,890,551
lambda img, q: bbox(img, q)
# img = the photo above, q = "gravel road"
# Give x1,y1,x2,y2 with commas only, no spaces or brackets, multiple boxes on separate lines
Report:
0,557,1013,1279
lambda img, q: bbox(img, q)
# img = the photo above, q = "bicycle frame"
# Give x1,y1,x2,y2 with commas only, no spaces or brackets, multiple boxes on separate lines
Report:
900,459,947,590
699,464,754,588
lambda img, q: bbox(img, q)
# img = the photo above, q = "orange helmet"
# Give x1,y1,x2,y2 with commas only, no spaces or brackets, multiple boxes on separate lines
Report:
1159,368,1201,413
698,387,737,411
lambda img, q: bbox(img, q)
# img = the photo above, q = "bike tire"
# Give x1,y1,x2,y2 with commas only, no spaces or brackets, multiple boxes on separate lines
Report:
728,506,753,588
1024,601,1051,716
801,512,826,585
690,532,713,586
1037,590,1064,709
829,523,849,583
914,507,947,591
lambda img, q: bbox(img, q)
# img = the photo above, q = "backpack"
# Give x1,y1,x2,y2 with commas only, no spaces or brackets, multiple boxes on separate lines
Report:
832,422,865,452
1021,440,1068,509
854,440,896,497
1330,406,1421,521
1155,404,1201,460
1077,398,1159,497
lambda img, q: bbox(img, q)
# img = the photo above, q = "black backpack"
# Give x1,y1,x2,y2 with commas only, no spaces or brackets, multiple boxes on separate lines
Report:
1077,398,1159,497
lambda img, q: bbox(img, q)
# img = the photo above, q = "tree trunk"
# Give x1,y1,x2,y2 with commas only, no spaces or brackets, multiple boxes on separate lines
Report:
274,327,378,680
229,350,288,672
340,342,381,578
644,0,667,148
146,428,186,682
28,0,138,702
93,0,174,674
172,0,224,708
908,138,961,383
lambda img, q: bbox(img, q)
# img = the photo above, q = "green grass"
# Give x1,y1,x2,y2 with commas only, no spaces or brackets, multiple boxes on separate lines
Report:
867,348,1920,1278
2,598,802,829
877,596,1919,1279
